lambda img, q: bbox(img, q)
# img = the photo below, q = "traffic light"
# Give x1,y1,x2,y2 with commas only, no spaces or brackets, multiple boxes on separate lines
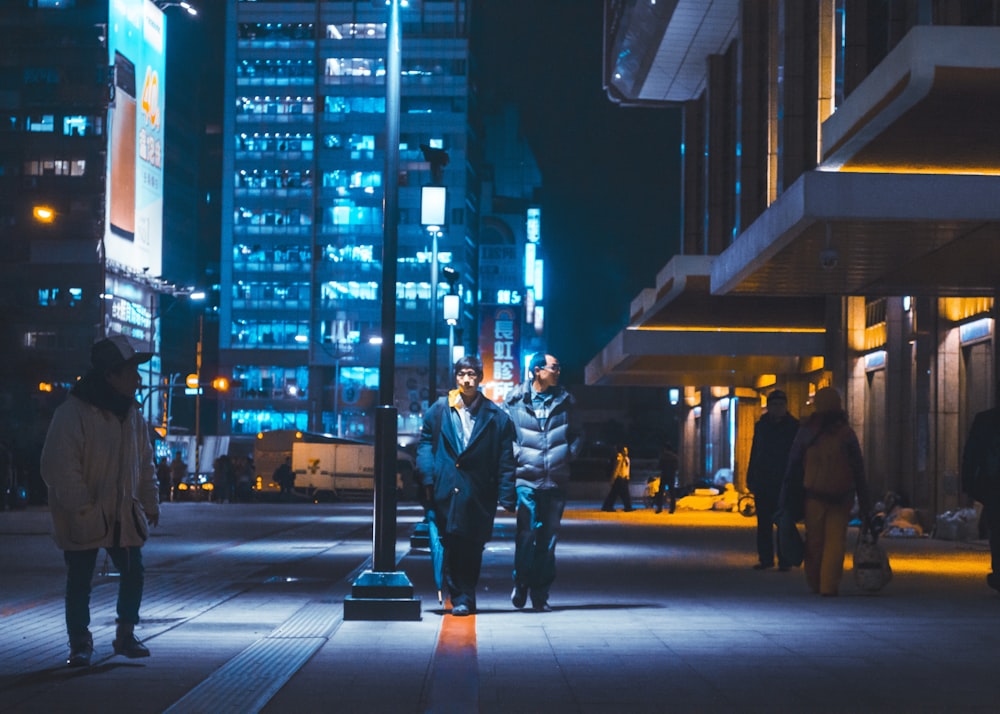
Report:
211,377,229,392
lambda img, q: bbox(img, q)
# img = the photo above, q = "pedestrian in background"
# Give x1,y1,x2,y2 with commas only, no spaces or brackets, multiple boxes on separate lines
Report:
784,386,870,596
416,355,516,616
601,446,634,512
273,456,295,500
654,443,679,514
960,384,1000,594
747,389,799,570
169,450,187,502
214,454,236,503
155,456,171,504
504,353,582,612
40,335,160,667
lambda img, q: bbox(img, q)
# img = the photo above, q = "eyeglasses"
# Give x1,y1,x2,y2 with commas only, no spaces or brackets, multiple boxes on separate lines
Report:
542,364,561,373
456,370,479,378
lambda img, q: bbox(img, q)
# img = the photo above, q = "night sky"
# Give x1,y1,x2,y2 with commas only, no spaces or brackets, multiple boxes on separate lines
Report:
475,1,682,382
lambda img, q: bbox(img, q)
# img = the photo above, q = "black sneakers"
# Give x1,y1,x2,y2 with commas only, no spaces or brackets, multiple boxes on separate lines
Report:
511,584,528,609
113,624,150,658
67,631,93,668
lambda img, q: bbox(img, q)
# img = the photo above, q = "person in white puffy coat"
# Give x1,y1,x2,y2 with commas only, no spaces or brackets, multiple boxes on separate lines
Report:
41,335,160,667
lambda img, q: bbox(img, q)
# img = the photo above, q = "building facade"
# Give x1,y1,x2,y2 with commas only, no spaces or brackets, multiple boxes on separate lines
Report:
593,0,1000,523
0,0,210,496
221,0,481,446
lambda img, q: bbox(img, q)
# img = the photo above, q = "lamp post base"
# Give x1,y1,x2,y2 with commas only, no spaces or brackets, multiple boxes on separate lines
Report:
343,570,421,621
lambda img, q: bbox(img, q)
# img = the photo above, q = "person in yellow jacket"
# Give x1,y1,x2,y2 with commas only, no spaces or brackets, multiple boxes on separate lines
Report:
41,335,160,667
601,446,634,512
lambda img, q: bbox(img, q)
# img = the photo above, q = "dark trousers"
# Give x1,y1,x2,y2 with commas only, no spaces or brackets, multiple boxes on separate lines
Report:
754,490,789,567
442,534,485,610
514,486,566,602
64,546,144,638
985,501,1000,575
654,477,676,513
601,478,633,511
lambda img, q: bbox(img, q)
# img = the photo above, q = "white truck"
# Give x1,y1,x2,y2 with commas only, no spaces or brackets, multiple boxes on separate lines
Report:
253,430,414,501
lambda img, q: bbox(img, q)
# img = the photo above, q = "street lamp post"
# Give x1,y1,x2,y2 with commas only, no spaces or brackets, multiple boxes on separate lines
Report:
442,266,460,367
344,0,420,622
443,293,459,367
194,312,203,477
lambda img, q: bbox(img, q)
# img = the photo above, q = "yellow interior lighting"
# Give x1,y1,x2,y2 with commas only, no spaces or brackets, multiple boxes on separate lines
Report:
631,326,824,333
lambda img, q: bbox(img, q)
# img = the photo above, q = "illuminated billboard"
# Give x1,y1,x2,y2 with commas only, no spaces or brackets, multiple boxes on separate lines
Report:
105,0,165,277
479,306,521,404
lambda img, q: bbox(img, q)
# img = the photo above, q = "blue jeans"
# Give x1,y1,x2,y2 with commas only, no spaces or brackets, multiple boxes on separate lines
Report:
514,486,566,602
64,546,144,637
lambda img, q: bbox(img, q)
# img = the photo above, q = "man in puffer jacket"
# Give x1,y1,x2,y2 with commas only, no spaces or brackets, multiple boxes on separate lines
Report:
41,335,160,667
503,353,581,612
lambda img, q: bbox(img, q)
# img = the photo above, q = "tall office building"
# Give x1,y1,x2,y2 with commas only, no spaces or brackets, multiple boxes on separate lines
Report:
221,0,478,443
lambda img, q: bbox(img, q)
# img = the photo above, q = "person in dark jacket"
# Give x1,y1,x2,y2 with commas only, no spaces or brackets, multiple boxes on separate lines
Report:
654,443,679,514
961,387,1000,593
416,356,516,616
273,457,294,500
746,389,800,570
783,387,871,596
503,353,581,612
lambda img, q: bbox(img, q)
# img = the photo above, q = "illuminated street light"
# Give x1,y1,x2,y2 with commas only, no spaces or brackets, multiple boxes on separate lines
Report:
156,1,197,16
32,205,55,223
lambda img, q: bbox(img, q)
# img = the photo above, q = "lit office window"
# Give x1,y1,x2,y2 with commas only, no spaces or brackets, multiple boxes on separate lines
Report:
63,116,101,136
23,158,85,176
326,23,386,40
324,58,386,85
27,115,54,132
324,96,385,114
230,320,308,348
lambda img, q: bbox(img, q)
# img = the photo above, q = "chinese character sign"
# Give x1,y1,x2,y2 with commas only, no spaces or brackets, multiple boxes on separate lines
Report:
479,306,521,403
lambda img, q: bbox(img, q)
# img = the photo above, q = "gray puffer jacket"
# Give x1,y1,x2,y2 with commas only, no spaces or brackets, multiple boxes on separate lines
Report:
503,382,581,490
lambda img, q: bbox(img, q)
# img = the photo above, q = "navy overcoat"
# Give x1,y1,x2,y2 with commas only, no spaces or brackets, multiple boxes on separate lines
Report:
416,392,516,543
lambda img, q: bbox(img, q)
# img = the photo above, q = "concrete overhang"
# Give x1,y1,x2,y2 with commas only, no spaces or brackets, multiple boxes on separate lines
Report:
712,26,1000,297
607,0,739,104
586,255,826,387
585,326,825,387
709,171,1000,297
632,255,827,328
823,26,1000,174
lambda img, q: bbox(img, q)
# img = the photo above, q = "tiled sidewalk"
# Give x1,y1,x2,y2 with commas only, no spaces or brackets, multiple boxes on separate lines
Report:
2,504,999,713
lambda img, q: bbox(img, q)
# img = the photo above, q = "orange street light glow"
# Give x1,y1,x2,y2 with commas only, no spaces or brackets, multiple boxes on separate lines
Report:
33,206,55,223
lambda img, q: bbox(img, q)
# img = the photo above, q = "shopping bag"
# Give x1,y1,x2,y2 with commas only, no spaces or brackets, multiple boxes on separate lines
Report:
776,508,803,567
853,526,892,592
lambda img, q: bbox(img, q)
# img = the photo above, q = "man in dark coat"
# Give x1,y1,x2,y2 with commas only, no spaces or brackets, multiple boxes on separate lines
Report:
747,389,799,570
654,443,679,514
961,388,1000,593
416,355,516,616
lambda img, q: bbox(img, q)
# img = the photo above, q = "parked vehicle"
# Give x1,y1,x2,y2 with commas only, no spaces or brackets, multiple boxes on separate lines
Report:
173,472,215,502
252,429,414,502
